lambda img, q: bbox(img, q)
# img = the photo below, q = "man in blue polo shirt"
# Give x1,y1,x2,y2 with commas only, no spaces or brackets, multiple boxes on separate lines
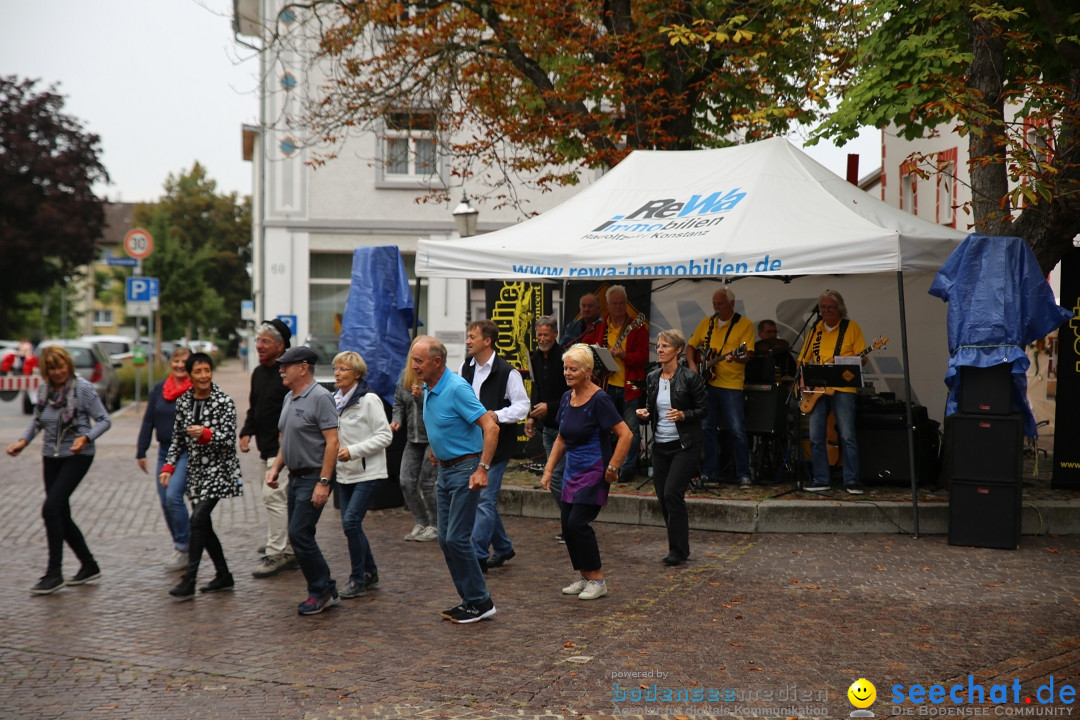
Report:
411,336,499,624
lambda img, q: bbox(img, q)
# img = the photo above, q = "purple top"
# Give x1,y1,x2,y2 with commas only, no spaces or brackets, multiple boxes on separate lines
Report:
556,389,623,506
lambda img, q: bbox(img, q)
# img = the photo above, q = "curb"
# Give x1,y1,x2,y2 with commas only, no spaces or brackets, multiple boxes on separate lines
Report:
498,484,1080,536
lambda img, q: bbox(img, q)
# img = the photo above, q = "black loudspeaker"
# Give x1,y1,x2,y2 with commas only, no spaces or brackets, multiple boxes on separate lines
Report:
948,480,1021,549
856,407,939,485
743,383,787,434
958,364,1013,414
944,413,1023,484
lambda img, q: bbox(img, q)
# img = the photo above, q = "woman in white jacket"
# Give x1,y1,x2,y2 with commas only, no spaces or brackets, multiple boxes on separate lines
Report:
332,351,392,599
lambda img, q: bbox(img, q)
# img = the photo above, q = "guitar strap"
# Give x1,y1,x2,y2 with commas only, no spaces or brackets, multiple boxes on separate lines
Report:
719,313,741,352
833,319,849,358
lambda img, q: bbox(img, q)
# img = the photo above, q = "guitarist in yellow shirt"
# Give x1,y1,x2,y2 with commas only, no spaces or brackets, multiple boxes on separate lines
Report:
796,290,867,495
687,287,755,488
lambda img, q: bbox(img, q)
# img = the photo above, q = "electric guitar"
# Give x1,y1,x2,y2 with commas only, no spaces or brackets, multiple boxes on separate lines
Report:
697,342,748,381
612,313,647,349
798,337,888,414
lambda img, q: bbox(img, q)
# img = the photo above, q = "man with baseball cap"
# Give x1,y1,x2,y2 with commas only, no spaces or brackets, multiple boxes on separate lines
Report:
266,345,342,615
241,319,299,578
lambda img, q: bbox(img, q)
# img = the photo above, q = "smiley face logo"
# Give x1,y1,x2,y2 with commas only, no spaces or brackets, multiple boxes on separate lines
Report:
848,678,876,709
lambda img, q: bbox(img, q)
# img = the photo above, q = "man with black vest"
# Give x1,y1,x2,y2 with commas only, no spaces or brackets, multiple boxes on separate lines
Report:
524,315,570,514
461,319,530,571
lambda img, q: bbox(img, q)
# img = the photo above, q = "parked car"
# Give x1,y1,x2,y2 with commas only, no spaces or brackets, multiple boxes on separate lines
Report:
81,334,136,363
38,339,123,412
305,334,339,391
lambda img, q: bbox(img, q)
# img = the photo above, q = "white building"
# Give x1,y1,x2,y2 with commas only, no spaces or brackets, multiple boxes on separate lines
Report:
232,1,588,368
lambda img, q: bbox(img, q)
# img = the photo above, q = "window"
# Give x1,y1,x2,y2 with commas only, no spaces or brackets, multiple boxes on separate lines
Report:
308,252,426,337
936,148,957,227
380,110,439,182
900,159,918,215
92,310,114,327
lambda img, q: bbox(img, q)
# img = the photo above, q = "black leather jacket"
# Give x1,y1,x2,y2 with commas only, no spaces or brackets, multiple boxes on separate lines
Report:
643,365,707,449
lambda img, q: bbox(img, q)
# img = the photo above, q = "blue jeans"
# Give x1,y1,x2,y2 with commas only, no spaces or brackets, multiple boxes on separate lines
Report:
399,442,437,528
472,458,513,561
542,426,564,506
155,445,190,551
703,386,750,480
808,391,860,486
337,480,381,585
606,386,641,474
287,472,336,598
437,458,489,605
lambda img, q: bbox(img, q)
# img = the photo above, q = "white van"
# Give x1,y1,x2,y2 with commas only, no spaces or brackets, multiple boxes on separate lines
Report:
81,334,135,363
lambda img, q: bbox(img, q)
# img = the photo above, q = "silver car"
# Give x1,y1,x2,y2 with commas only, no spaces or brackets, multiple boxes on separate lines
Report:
38,339,123,412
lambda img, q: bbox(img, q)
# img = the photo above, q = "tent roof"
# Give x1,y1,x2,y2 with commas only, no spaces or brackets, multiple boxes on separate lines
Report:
416,137,967,280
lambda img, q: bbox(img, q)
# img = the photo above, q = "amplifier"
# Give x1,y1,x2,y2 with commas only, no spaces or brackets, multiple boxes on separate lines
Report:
958,364,1013,415
856,408,939,485
944,413,1022,485
948,480,1021,549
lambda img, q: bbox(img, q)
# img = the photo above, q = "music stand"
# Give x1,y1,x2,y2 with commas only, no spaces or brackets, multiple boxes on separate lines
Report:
589,346,619,374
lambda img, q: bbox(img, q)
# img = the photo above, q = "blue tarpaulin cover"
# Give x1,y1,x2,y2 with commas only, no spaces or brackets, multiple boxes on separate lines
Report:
339,246,416,406
929,234,1072,437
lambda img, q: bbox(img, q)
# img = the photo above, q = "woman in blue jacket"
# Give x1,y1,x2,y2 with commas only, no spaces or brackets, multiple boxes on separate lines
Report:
136,346,192,572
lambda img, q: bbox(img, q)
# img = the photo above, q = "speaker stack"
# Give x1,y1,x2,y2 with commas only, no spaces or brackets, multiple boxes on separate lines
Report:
946,365,1022,549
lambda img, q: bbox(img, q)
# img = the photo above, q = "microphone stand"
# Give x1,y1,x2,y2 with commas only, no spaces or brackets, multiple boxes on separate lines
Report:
772,305,820,498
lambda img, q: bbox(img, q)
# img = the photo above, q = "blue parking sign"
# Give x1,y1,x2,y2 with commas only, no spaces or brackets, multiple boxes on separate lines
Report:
277,315,297,337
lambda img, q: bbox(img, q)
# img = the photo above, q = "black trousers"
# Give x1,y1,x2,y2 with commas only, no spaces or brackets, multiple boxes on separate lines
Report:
186,497,229,580
561,502,603,572
42,455,95,575
651,439,700,560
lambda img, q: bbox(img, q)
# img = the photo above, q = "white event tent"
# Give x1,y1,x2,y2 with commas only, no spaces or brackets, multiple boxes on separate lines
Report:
415,137,969,533
415,137,967,280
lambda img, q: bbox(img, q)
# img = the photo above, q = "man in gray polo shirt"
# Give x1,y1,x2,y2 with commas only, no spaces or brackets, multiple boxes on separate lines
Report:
265,346,341,616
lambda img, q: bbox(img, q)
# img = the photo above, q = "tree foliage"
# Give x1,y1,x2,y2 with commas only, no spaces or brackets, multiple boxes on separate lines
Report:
815,0,1080,274
268,0,855,206
133,163,251,341
0,76,109,337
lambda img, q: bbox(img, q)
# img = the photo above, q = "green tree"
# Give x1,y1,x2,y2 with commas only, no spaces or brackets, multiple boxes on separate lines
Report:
133,163,251,341
267,0,854,204
0,76,109,337
814,0,1080,274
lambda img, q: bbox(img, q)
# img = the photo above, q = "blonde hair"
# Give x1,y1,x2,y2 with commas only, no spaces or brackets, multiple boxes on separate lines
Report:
657,329,686,352
39,345,75,378
333,351,367,378
563,343,595,373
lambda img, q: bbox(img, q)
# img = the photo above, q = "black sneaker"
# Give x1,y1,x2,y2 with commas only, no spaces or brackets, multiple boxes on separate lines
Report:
845,483,867,495
662,553,686,566
169,576,196,601
199,574,235,593
450,597,496,624
67,564,101,586
364,571,379,589
441,603,466,620
30,574,64,595
804,483,830,493
486,550,516,568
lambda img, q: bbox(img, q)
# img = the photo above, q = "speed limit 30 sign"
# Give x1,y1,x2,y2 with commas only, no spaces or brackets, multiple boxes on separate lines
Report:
124,228,154,259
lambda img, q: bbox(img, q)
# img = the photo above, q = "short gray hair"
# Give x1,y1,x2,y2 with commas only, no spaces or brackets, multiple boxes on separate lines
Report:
536,315,558,334
606,284,627,301
713,286,735,303
256,322,284,345
414,335,447,362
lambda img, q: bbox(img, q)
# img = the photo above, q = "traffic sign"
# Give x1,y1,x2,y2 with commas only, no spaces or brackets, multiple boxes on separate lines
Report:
277,315,297,337
124,228,154,259
126,277,155,302
106,256,138,267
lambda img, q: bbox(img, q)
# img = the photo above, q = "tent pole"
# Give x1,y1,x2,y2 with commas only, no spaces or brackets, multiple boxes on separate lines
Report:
412,267,422,339
896,271,920,537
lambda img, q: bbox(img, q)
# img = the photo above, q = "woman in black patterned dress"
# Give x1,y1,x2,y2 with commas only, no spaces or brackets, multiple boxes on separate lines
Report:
159,353,243,600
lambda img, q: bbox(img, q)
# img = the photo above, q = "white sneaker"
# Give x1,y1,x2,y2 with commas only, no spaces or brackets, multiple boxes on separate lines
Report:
562,577,589,595
404,524,424,541
578,580,608,600
163,550,187,573
415,526,438,542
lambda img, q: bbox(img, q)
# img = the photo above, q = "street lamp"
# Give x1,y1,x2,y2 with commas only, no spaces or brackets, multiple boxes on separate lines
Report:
452,191,479,238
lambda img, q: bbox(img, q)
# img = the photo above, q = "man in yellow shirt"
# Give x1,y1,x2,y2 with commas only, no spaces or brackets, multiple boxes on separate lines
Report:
796,289,867,495
687,287,754,487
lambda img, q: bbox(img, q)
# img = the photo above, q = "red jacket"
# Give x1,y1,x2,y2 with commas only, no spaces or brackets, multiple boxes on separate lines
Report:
1,352,38,375
598,315,649,402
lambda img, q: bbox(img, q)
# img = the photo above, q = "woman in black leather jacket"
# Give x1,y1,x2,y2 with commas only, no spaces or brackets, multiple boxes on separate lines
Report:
637,329,707,566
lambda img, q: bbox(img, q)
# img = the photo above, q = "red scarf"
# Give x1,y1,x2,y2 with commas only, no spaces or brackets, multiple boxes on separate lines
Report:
162,375,192,402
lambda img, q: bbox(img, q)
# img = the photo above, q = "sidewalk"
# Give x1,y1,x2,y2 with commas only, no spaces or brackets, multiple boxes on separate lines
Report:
1,358,1079,718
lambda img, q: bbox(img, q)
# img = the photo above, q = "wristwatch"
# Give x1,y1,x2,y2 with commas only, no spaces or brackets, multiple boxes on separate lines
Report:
317,477,331,487
478,462,491,471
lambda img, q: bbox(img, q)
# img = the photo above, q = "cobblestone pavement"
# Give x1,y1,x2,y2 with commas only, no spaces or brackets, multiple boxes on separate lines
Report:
2,362,1078,719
